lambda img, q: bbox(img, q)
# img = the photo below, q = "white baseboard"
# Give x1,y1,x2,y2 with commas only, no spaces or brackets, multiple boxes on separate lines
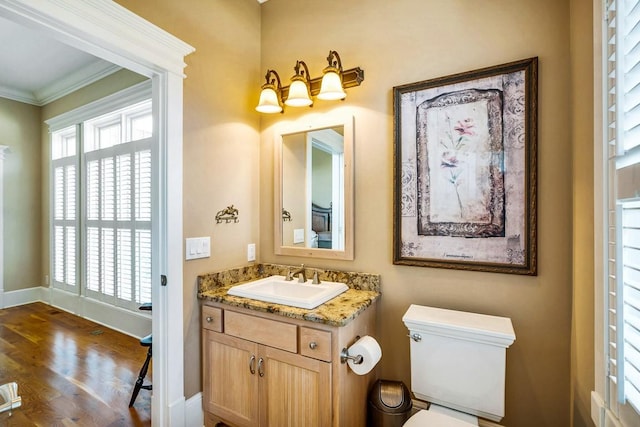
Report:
591,391,628,427
2,286,48,308
185,392,204,427
592,391,606,427
1,286,151,339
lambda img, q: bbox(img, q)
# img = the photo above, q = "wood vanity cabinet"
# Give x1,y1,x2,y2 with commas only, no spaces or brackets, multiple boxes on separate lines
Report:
202,301,378,427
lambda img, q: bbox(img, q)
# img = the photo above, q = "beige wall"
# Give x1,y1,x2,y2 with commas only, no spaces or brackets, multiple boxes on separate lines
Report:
114,0,262,398
0,98,41,292
0,1,597,422
259,0,575,426
69,0,593,424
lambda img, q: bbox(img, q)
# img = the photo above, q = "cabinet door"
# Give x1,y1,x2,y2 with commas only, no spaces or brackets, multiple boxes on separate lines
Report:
259,346,332,427
203,330,259,427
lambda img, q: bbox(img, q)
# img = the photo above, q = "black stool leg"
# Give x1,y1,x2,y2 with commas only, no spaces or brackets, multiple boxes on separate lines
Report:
129,344,152,407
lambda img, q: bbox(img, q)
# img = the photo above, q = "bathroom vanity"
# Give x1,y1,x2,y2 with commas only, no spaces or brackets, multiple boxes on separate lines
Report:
198,264,380,427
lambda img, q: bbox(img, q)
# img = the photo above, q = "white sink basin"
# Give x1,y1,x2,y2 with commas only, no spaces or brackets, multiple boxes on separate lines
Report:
227,275,349,309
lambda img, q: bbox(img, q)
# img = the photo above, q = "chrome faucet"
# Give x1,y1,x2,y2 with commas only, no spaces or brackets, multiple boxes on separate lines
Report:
287,264,306,283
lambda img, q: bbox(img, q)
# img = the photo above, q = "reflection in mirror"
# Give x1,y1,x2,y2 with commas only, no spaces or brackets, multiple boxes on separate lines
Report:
275,116,354,260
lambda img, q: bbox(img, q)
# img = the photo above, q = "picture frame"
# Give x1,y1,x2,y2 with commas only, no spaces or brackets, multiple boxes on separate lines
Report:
393,57,538,275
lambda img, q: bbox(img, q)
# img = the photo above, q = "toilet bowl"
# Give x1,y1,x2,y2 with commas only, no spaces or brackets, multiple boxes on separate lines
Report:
404,404,478,426
402,304,515,426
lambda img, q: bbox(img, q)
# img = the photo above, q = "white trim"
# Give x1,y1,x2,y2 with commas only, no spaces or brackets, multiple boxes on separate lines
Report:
49,288,151,338
0,0,193,77
0,61,121,106
36,62,122,106
0,86,43,106
2,287,151,339
593,391,607,427
45,80,152,131
0,145,8,309
594,0,607,424
0,1,194,425
2,286,46,308
184,392,204,427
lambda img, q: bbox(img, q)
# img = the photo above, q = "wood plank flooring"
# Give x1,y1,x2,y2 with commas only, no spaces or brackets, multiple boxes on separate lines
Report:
0,302,151,426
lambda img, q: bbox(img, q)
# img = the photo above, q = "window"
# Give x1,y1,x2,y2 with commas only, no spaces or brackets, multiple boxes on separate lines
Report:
50,90,154,311
603,0,640,424
51,126,78,293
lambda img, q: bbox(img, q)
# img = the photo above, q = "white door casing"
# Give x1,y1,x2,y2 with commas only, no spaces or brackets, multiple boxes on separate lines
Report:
0,146,9,309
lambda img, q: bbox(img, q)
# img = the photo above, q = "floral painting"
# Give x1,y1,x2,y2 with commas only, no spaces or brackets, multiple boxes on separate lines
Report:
393,58,538,275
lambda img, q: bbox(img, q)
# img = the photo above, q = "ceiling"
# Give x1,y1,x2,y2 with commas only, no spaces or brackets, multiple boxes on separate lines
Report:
0,2,273,107
0,15,121,106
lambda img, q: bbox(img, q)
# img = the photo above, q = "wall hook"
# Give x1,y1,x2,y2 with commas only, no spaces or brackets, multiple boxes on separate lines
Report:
215,205,239,224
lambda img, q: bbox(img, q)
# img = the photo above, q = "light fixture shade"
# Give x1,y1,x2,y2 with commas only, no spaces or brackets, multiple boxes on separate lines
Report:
256,87,282,113
285,79,312,107
318,70,346,100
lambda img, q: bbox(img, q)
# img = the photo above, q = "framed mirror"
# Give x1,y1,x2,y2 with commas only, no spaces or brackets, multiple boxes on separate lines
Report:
274,115,354,260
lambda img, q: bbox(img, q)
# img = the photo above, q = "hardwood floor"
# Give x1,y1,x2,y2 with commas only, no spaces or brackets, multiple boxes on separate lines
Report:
0,302,151,426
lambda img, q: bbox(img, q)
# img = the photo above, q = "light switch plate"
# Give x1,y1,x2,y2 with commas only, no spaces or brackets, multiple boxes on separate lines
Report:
293,228,304,244
185,237,211,260
247,243,256,262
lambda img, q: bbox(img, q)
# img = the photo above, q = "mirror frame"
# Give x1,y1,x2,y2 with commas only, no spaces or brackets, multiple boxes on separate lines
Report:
274,114,354,260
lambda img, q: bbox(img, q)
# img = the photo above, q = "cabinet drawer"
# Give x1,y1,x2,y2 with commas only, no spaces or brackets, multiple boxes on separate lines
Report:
299,327,332,362
202,306,223,332
224,310,297,353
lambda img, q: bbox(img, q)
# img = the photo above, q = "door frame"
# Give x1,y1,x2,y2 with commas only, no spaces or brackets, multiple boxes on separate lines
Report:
0,1,194,425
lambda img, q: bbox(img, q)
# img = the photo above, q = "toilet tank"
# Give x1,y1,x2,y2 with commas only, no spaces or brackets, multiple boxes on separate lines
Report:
402,304,515,422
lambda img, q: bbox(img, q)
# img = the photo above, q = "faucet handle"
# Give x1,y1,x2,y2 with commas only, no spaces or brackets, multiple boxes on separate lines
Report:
312,271,322,285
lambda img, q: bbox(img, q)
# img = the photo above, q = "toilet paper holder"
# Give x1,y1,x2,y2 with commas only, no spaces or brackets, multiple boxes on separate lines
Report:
340,335,364,365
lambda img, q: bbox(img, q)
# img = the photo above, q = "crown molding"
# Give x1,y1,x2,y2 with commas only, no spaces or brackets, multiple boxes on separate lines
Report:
0,0,195,77
36,61,121,106
0,61,121,106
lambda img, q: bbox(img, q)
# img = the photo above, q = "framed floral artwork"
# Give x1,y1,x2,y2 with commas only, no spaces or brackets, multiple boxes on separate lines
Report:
393,57,538,275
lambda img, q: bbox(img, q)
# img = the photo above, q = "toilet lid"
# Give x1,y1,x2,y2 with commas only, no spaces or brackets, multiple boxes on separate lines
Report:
404,405,478,427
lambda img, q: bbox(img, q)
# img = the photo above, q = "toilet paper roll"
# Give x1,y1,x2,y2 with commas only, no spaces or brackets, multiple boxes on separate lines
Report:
346,335,382,375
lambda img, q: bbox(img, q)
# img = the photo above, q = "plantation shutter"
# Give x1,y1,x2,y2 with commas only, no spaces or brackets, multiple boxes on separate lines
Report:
83,101,153,309
51,126,78,292
620,200,640,412
606,0,640,418
49,95,153,312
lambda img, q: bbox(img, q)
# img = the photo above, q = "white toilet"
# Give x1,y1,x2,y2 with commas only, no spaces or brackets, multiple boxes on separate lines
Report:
402,304,516,426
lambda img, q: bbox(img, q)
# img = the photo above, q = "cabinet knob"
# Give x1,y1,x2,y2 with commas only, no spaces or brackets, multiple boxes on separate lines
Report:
206,316,213,323
309,341,318,350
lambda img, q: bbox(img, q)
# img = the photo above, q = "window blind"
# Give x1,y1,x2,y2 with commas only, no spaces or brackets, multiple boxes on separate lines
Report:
606,0,640,420
51,127,78,292
50,99,153,312
621,200,640,413
83,101,153,309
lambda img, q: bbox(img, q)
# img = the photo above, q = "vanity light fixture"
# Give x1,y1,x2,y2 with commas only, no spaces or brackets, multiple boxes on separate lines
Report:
255,50,364,113
284,61,313,107
255,69,283,113
317,50,347,100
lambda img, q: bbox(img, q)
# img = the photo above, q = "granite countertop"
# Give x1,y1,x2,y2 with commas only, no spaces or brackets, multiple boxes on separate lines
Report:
197,263,381,327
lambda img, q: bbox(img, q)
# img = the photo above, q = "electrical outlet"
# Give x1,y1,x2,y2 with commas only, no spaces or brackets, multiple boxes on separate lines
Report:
247,243,256,262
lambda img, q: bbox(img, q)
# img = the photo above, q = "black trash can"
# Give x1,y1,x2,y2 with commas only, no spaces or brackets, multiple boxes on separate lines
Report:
367,379,413,427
